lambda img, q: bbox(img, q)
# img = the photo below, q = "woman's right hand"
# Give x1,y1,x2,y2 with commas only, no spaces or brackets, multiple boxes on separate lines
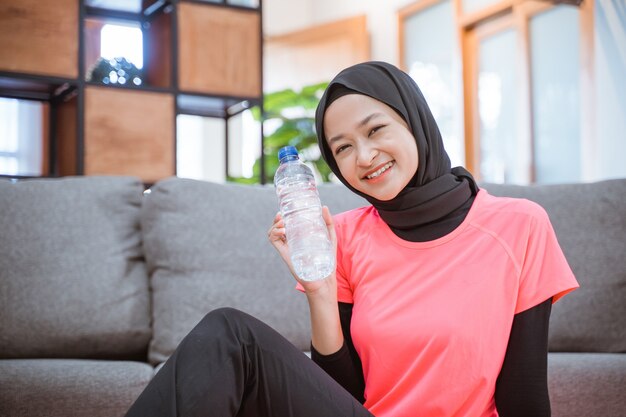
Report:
267,206,338,298
268,207,343,354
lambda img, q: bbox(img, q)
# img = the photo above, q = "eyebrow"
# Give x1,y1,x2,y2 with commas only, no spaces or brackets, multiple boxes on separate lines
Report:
328,112,384,145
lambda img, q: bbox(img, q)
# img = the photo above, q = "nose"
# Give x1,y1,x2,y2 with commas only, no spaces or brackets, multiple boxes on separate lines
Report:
356,143,378,167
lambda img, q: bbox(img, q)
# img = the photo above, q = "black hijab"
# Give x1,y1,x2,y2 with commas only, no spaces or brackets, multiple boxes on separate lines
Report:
315,61,479,240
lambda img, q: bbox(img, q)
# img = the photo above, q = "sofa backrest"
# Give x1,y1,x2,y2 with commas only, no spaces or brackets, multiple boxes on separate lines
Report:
3,175,621,362
141,177,368,364
0,176,151,360
145,177,625,363
482,179,626,353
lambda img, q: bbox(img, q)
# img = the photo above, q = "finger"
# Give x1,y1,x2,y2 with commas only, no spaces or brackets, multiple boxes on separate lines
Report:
272,212,285,228
322,205,333,226
275,227,286,240
268,224,287,242
268,213,285,236
321,206,337,247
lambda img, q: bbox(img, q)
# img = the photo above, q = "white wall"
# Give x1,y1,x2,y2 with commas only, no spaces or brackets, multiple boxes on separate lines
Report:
308,0,415,65
263,0,313,37
264,0,414,65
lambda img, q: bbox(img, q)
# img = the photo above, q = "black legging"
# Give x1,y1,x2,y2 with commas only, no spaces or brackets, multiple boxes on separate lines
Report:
125,308,374,417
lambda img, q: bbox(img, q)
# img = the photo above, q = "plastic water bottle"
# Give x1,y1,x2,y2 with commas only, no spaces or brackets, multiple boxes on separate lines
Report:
274,146,335,281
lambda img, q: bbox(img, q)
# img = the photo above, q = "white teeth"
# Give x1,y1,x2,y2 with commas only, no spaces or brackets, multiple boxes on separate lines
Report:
366,162,394,179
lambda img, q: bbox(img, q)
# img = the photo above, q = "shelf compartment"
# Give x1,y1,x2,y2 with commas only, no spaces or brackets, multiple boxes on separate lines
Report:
84,86,175,183
0,0,78,78
178,2,261,97
84,2,173,88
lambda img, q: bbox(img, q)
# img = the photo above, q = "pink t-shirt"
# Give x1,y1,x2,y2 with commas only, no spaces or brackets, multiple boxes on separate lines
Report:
330,189,578,417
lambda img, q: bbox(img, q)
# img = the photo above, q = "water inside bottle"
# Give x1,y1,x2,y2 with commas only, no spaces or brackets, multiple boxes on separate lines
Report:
276,176,335,281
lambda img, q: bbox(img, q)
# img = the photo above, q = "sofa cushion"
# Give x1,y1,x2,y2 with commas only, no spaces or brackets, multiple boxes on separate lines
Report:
0,176,151,359
482,180,626,352
142,177,367,364
0,359,153,417
548,353,626,417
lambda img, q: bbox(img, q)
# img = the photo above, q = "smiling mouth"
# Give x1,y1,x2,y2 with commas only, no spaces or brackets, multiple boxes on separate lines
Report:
364,161,395,179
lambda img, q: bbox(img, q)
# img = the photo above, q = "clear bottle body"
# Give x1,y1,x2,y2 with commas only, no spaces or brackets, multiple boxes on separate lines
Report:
274,157,335,281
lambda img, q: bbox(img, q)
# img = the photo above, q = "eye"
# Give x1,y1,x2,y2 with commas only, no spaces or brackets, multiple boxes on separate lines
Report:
335,144,350,155
368,125,386,137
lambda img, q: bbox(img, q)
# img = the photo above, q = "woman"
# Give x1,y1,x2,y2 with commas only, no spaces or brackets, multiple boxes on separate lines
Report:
125,61,578,417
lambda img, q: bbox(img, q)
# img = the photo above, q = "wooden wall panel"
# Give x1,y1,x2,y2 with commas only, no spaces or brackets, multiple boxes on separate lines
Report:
84,86,174,183
178,3,261,97
56,97,78,176
0,0,78,78
145,11,172,88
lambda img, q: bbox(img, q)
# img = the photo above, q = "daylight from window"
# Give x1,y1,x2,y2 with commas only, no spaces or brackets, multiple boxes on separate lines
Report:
100,23,143,69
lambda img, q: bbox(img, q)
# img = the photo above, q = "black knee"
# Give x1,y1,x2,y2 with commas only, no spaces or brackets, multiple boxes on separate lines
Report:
193,307,253,341
172,308,250,362
201,307,250,328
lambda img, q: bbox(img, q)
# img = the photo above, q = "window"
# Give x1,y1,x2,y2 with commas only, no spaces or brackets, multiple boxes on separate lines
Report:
177,115,226,182
401,0,464,168
530,6,581,183
0,98,45,176
100,23,143,69
176,111,261,183
477,28,526,184
400,0,591,184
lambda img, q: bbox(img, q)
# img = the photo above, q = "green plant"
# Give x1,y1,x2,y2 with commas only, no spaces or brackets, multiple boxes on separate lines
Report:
229,82,332,185
87,57,143,87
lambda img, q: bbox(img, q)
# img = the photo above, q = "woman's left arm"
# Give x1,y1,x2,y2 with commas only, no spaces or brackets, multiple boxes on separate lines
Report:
495,297,553,417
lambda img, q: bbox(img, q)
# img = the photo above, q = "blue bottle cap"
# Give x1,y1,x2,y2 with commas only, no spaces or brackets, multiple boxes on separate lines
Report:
278,145,299,162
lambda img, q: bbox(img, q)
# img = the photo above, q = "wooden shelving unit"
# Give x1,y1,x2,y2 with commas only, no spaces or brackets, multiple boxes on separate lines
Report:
0,0,264,184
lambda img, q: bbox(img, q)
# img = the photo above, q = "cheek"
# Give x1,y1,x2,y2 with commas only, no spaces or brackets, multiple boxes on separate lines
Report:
336,157,359,182
400,136,418,164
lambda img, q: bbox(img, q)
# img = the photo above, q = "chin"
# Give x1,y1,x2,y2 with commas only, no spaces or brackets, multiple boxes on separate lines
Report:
369,190,401,201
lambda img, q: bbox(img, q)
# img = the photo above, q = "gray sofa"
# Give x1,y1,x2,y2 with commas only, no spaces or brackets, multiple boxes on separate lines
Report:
0,175,624,417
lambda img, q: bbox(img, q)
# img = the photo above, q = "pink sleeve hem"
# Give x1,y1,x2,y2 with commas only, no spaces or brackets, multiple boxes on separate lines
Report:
552,286,579,304
514,282,579,314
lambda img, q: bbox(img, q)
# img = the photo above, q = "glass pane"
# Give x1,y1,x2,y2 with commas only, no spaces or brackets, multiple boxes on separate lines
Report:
0,97,44,176
531,6,581,183
177,115,226,183
0,157,19,175
403,0,464,167
227,109,262,182
478,29,527,184
595,0,626,179
463,0,502,15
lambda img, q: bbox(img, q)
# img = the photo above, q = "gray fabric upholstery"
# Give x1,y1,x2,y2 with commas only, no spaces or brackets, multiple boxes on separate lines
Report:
482,180,626,353
0,359,153,417
0,176,151,359
548,353,626,417
142,177,367,364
